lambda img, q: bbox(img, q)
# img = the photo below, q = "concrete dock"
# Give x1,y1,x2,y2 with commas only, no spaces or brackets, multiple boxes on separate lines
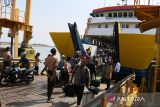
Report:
0,76,106,107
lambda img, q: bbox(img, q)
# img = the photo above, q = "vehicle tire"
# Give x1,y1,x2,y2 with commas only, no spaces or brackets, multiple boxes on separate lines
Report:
0,77,9,86
26,74,34,84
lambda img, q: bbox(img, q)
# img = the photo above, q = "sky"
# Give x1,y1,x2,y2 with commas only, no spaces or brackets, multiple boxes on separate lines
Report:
0,0,160,46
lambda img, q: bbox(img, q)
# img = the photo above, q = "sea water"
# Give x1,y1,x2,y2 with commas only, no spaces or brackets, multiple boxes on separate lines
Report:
0,45,60,72
32,46,60,72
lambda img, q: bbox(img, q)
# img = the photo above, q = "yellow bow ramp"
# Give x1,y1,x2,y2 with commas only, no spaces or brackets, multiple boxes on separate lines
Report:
50,32,75,57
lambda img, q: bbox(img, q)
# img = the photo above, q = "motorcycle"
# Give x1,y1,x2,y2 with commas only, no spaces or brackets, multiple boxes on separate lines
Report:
0,65,34,86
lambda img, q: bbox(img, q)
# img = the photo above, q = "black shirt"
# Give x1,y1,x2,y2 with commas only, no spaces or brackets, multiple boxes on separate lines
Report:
19,58,29,69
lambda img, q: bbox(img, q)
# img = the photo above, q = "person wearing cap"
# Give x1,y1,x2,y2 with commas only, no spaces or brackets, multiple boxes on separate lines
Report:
70,55,90,106
3,47,12,68
18,52,29,69
45,48,58,103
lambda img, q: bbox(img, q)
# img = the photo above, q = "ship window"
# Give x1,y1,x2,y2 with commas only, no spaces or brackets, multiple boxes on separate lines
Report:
118,12,122,17
96,14,99,17
113,13,117,17
121,24,125,28
98,25,101,28
100,13,104,17
123,12,127,17
135,24,139,28
105,24,108,28
128,12,133,17
108,13,112,17
126,24,129,28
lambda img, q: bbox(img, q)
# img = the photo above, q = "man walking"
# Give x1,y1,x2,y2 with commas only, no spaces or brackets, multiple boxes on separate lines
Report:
45,48,58,103
71,55,90,106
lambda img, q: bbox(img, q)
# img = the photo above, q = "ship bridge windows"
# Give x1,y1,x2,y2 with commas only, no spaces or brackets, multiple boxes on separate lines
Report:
113,13,117,17
96,14,99,17
128,12,133,17
123,12,127,17
104,11,134,18
100,13,104,17
95,13,104,17
118,12,122,17
108,13,112,17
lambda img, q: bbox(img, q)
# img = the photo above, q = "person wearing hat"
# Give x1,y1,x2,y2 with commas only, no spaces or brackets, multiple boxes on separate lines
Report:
45,48,58,103
3,47,12,68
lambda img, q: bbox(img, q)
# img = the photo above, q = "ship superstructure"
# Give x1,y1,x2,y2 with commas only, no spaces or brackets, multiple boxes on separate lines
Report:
84,5,159,48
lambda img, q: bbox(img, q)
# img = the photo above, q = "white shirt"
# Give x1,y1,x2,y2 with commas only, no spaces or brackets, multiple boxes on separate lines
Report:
115,62,121,72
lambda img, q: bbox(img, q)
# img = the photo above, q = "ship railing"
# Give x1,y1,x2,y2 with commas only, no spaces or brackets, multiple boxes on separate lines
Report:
0,58,35,71
84,73,135,107
0,6,25,22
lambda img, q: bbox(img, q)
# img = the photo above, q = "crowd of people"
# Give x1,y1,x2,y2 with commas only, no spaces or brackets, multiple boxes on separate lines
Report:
42,48,121,106
1,47,121,106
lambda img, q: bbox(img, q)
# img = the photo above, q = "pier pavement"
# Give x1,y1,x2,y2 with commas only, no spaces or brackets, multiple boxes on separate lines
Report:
0,76,107,107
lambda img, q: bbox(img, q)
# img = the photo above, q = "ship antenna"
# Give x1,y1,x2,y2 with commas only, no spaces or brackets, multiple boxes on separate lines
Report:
122,0,128,6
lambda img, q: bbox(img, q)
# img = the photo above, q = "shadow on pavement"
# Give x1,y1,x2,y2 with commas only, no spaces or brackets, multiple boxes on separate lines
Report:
6,98,47,107
53,101,76,107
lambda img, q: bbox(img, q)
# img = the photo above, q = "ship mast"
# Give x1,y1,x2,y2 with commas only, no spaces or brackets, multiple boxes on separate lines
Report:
134,0,151,5
122,0,128,5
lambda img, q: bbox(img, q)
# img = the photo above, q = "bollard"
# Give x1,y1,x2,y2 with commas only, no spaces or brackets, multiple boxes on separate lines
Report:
101,97,107,107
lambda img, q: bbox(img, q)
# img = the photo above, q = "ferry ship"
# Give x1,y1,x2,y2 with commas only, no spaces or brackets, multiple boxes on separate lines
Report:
83,5,160,81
